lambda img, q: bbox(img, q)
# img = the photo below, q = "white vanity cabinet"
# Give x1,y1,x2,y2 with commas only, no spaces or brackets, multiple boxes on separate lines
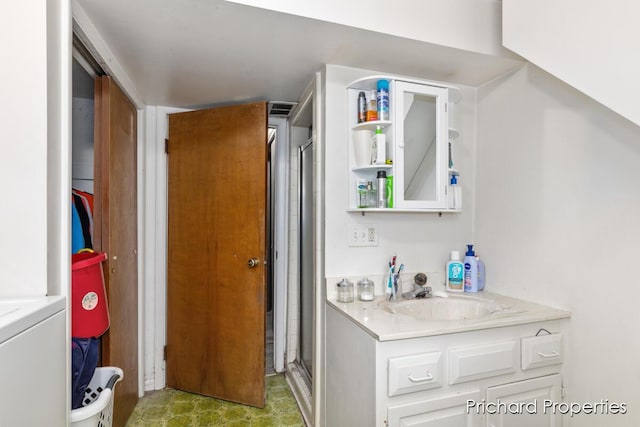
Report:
486,374,562,427
326,305,568,427
347,75,460,212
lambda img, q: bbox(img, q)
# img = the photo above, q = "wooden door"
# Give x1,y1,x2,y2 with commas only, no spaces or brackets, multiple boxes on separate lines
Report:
166,102,267,407
94,76,138,426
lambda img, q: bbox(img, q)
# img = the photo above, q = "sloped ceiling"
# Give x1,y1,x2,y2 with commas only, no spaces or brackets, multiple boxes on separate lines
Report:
75,0,523,108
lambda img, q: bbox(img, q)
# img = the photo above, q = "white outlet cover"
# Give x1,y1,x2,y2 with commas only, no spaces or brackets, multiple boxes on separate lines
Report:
348,223,378,247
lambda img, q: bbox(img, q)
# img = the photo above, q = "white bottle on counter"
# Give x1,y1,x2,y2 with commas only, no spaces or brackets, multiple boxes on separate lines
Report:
446,250,464,292
464,244,479,293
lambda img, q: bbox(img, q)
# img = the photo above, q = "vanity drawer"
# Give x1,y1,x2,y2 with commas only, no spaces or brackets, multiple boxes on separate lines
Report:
521,333,563,370
388,352,443,396
449,341,517,385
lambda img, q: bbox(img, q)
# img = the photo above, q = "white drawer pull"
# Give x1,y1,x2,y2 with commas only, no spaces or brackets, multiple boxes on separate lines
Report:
408,372,433,382
537,351,560,358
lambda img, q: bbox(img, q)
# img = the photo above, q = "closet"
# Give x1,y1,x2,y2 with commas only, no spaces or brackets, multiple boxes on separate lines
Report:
72,56,138,426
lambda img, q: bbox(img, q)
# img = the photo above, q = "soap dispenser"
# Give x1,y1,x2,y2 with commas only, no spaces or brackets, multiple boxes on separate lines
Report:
464,245,479,293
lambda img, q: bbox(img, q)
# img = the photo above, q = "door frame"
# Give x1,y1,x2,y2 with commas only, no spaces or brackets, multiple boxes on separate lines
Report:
72,10,147,398
268,117,290,374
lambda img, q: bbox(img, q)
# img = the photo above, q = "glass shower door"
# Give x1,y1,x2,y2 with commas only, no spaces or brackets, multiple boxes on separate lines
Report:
298,139,314,383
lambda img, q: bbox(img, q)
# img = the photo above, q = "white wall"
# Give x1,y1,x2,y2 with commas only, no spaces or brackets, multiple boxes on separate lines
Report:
323,65,476,281
475,64,640,426
226,0,512,57
0,1,49,296
0,0,70,298
503,0,640,127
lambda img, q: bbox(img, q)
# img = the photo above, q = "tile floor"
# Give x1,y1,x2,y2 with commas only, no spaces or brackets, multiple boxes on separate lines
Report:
125,375,305,427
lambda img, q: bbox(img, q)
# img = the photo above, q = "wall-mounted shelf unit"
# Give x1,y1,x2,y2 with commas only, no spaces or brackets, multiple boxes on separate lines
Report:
347,75,462,213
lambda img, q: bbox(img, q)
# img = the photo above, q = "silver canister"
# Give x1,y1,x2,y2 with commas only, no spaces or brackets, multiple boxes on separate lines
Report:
376,170,387,208
336,278,354,303
357,277,375,301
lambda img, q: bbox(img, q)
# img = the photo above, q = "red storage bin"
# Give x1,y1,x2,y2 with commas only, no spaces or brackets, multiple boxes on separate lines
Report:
71,252,110,338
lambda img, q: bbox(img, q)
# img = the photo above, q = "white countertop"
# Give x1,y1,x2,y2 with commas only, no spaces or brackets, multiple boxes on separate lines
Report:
0,296,66,343
327,291,571,342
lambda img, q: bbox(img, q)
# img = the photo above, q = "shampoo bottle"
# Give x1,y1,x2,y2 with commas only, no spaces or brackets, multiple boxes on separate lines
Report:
464,244,479,293
446,250,464,292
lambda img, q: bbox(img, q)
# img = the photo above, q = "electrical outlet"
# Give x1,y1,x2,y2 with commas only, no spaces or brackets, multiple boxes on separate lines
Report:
348,223,378,247
366,225,377,245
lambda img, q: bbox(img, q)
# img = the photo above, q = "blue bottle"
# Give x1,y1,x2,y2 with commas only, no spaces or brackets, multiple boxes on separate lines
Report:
376,80,389,121
464,244,479,293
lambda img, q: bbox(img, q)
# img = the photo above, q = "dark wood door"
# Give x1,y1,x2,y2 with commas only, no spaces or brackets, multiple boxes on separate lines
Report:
166,102,267,407
94,75,138,426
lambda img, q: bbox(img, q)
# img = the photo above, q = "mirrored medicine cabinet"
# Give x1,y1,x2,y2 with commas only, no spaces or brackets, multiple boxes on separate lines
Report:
347,75,461,212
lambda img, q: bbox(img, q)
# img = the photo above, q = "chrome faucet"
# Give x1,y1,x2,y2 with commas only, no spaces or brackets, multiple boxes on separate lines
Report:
388,272,432,301
401,284,432,300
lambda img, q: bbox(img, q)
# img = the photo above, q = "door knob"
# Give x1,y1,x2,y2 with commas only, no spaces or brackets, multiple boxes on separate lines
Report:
248,258,260,268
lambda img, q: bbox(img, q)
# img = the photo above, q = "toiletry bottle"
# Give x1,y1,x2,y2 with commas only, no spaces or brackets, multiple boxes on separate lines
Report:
366,90,378,121
357,180,367,208
386,175,393,208
376,170,387,208
366,181,375,208
446,250,464,292
476,255,485,291
464,244,479,292
449,175,461,210
373,126,386,164
357,92,366,123
377,79,390,121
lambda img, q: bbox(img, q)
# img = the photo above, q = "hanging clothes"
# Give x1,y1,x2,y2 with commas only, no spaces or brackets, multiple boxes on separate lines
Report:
72,194,92,250
71,189,95,253
73,189,94,216
71,201,85,254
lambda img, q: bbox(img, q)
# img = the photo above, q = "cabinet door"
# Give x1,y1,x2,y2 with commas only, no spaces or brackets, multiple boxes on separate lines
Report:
486,374,561,427
94,75,139,425
387,390,482,427
0,312,66,425
393,81,449,209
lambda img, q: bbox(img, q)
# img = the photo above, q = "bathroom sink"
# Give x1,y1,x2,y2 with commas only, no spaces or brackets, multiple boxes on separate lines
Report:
378,295,503,321
0,307,18,318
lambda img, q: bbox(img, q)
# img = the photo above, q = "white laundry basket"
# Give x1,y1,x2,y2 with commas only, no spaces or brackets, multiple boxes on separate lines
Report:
70,367,124,427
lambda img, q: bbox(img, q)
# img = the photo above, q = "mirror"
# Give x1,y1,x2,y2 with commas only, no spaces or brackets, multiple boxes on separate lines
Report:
394,81,448,209
403,92,437,201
